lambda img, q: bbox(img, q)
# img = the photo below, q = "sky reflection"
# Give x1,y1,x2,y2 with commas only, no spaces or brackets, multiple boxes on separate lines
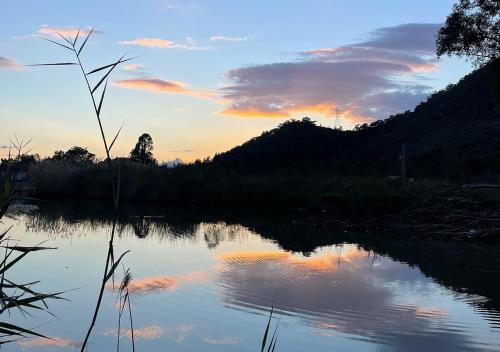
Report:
5,205,500,351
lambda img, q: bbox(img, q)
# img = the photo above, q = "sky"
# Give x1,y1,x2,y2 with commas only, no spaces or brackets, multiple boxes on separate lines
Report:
0,0,473,162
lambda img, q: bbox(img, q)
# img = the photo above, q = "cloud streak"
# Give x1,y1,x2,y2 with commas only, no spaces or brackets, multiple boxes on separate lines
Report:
118,37,212,50
19,336,82,349
210,35,248,42
114,78,214,99
0,55,20,70
37,25,94,39
220,23,442,124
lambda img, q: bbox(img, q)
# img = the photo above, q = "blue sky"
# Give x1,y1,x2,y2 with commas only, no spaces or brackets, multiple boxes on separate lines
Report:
0,0,472,161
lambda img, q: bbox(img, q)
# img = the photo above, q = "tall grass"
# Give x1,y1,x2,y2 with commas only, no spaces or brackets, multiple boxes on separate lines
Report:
33,28,134,351
0,172,64,344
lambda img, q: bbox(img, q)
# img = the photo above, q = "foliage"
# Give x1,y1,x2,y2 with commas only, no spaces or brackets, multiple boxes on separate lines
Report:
52,146,96,166
129,133,157,165
436,0,500,66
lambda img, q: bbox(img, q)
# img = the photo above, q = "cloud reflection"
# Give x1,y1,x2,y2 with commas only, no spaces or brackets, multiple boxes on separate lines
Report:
19,337,82,350
215,245,484,350
107,271,208,294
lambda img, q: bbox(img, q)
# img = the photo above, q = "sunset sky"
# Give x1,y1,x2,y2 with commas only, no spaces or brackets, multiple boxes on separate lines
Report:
0,0,472,162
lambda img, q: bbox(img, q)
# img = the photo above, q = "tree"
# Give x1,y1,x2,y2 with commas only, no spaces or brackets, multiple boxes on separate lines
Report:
52,146,96,166
437,0,500,104
129,133,157,165
436,0,500,66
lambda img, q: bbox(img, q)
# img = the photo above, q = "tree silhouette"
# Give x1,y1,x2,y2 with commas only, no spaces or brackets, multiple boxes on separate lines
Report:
437,0,500,66
52,146,96,165
437,0,500,104
129,133,157,165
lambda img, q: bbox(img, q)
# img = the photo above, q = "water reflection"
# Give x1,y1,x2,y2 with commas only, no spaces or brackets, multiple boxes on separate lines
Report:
10,200,500,351
215,245,489,350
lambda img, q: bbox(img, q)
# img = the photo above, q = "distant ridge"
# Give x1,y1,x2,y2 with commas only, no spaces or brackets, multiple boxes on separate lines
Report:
213,64,500,180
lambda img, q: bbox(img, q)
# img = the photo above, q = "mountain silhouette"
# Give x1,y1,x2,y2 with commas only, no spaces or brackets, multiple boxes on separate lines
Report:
213,64,500,180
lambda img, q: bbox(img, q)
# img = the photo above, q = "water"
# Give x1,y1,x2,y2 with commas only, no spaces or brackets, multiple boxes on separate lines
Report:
2,201,500,351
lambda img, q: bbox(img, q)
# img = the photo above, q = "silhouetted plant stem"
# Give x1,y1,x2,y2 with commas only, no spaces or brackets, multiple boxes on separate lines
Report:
71,42,117,202
31,29,130,351
80,217,117,351
127,293,136,352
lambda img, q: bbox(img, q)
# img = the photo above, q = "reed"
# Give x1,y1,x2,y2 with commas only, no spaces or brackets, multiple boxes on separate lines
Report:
0,173,64,344
33,28,133,351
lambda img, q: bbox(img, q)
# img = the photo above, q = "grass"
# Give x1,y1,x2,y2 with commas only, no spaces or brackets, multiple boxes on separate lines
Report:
0,173,65,345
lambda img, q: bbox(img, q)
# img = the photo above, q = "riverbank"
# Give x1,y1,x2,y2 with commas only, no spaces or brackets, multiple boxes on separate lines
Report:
302,184,500,244
23,167,500,244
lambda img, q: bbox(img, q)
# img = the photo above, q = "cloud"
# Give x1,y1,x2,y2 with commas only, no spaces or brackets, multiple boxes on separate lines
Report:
122,63,147,76
106,271,208,294
203,337,240,345
114,78,214,99
220,23,442,124
118,37,213,50
37,25,94,39
358,23,443,53
215,245,476,351
105,325,164,341
0,55,20,70
119,38,175,48
210,35,248,42
19,337,82,349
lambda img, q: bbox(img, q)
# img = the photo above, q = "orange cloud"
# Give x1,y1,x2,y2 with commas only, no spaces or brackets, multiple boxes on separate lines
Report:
221,102,370,126
113,78,214,99
38,25,93,39
118,38,175,48
217,247,367,271
123,63,146,71
216,251,291,263
118,37,213,50
107,271,209,294
20,337,81,349
220,107,289,118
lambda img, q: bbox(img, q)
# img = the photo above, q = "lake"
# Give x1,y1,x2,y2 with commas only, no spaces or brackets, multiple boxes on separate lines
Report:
3,200,500,351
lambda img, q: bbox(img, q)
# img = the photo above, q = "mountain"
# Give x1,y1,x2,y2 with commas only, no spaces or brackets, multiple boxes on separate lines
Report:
213,64,500,180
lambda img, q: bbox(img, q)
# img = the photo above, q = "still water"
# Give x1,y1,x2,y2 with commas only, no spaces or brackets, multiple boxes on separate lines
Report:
3,201,500,351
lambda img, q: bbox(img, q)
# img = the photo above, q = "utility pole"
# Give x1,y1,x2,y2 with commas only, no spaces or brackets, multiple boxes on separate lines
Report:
400,144,407,183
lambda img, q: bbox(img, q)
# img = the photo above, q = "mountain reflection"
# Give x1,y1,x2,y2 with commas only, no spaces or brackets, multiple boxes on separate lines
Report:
17,200,500,351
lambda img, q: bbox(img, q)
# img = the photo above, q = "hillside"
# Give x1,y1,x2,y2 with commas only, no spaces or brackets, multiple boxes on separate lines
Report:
213,64,500,180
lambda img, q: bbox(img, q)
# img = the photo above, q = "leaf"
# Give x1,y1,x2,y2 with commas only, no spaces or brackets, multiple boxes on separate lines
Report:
0,322,48,339
0,252,28,275
0,246,56,253
104,251,130,283
96,80,108,117
77,26,94,56
91,55,126,94
108,123,124,152
41,37,74,51
86,57,135,75
73,27,81,46
57,32,73,46
26,63,78,66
